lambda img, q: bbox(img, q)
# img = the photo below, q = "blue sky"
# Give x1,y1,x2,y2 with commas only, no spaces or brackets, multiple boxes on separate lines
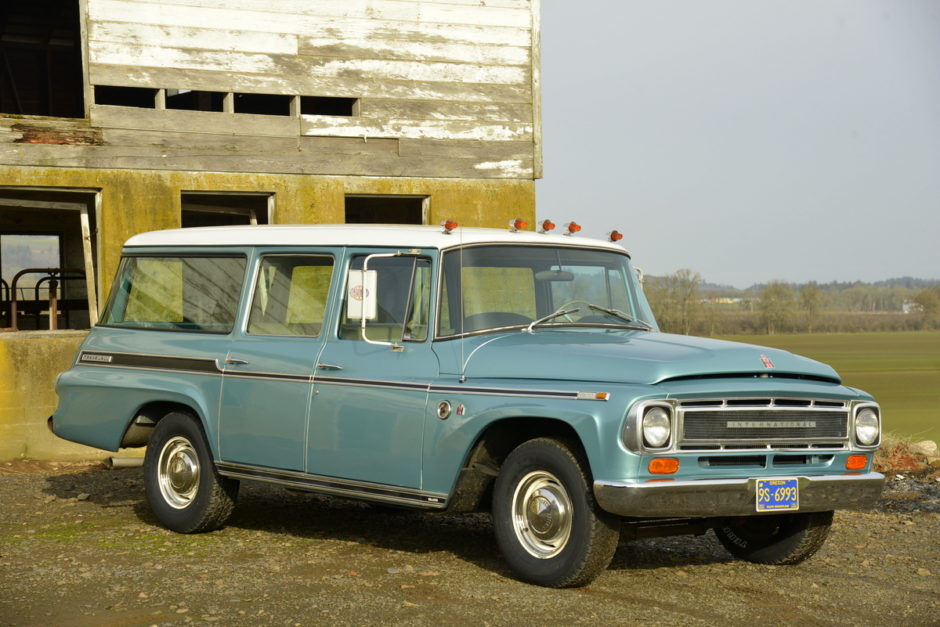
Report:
537,0,940,288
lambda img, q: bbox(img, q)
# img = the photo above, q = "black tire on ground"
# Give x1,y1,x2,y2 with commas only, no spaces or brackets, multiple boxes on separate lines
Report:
713,510,834,565
143,411,239,533
492,438,620,588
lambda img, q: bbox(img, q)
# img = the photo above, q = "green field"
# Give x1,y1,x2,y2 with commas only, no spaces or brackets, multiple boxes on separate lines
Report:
716,331,940,444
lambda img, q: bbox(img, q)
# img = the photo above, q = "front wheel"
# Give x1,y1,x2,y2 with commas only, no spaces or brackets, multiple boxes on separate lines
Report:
492,438,620,587
713,510,833,565
144,411,239,533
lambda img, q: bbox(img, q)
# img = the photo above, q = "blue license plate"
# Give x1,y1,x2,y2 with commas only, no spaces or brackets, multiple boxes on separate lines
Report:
756,478,799,512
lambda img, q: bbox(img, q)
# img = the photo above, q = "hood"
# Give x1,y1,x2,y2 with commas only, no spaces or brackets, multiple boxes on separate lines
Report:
449,330,840,385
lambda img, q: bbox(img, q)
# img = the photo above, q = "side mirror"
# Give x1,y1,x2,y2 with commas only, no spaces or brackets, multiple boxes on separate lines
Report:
346,270,378,321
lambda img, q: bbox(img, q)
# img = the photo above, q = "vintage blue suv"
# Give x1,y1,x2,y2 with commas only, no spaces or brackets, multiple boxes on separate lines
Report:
50,223,885,587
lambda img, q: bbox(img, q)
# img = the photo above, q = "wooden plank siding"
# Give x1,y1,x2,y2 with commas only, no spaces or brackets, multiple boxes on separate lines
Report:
0,1,538,179
0,0,540,180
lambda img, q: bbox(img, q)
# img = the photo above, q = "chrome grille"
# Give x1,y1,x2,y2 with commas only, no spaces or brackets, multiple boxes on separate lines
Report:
677,398,849,451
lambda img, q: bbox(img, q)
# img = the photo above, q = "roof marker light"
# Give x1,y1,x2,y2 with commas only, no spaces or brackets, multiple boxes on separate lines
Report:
608,230,624,242
564,221,582,236
539,219,556,233
509,218,528,232
441,219,459,234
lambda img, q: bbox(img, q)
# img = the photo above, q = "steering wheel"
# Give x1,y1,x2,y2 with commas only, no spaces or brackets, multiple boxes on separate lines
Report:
555,300,593,321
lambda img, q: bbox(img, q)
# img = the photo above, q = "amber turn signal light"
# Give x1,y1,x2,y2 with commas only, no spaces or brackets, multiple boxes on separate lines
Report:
648,458,680,475
845,454,868,471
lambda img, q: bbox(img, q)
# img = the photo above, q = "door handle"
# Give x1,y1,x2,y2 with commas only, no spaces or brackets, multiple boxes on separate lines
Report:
225,358,248,365
317,363,343,371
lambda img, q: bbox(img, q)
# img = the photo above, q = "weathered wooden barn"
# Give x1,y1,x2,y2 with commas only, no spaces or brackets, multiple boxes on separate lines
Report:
0,0,541,459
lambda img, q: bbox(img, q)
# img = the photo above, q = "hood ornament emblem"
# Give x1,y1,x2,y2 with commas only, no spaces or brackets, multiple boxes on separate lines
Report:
760,354,775,369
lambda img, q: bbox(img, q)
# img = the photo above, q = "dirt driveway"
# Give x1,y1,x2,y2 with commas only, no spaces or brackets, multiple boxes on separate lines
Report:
1,461,937,626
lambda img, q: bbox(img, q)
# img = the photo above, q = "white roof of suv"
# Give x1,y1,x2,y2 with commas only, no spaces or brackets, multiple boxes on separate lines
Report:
124,224,630,254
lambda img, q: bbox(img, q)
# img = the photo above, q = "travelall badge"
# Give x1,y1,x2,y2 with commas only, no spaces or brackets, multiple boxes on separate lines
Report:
760,354,774,369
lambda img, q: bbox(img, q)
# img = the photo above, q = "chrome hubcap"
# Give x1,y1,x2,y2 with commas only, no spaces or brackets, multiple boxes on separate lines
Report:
157,436,200,509
511,470,573,559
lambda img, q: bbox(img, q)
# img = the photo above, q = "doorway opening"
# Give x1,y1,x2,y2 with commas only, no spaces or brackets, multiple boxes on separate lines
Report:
344,195,427,225
0,0,84,117
0,187,98,330
181,193,273,228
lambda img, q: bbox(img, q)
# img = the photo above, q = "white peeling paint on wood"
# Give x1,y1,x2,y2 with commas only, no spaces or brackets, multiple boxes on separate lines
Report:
91,21,299,56
298,36,529,67
90,0,531,34
78,0,540,179
301,116,532,142
111,0,533,28
90,42,281,74
474,159,530,177
91,42,527,85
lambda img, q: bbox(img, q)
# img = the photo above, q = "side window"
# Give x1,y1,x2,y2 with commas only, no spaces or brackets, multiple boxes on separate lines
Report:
102,256,245,332
248,256,333,336
341,255,431,342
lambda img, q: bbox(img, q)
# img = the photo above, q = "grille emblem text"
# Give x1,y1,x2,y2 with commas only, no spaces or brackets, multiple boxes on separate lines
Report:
727,420,816,429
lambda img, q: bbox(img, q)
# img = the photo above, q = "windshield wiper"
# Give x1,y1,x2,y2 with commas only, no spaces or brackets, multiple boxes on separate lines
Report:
583,304,653,331
526,304,653,333
525,308,580,333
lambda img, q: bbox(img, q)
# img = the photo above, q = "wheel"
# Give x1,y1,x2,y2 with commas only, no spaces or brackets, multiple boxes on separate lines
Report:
713,510,833,565
492,438,620,587
143,411,239,533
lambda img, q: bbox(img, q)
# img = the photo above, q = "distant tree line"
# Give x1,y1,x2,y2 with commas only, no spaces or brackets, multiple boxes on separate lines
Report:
644,272,940,335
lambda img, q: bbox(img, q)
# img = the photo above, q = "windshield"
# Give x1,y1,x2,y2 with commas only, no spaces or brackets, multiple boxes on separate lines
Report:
438,245,658,337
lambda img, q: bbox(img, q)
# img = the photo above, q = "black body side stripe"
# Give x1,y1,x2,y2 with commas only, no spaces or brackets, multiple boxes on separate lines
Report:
78,351,593,400
80,351,221,374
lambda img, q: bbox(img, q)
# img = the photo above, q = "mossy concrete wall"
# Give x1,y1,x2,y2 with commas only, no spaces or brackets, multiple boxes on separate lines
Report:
2,165,535,305
0,331,125,460
1,165,535,460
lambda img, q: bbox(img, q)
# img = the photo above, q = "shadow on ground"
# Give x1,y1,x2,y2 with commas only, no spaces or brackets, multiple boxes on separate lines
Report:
41,464,738,578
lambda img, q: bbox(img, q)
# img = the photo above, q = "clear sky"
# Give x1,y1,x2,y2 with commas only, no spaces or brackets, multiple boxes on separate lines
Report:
537,0,940,288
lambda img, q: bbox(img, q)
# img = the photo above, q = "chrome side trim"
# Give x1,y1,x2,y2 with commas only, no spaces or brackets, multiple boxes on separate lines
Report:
216,461,448,510
593,472,885,518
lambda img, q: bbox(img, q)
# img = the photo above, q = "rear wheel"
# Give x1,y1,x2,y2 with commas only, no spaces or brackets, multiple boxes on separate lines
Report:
714,510,833,565
492,438,620,587
144,411,238,533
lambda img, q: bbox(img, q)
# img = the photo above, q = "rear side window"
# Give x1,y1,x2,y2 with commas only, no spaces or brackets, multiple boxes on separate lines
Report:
247,255,334,336
101,256,246,333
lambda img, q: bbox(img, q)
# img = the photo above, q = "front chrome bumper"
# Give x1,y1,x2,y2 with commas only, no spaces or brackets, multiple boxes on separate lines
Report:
594,472,886,517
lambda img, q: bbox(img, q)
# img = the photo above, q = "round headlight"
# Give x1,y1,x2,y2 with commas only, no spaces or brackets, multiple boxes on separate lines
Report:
855,407,880,446
642,406,671,448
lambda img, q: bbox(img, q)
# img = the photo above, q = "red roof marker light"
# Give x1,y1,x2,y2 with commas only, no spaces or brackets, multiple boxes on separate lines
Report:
539,219,556,233
509,218,528,232
564,221,582,236
441,219,459,234
608,230,623,242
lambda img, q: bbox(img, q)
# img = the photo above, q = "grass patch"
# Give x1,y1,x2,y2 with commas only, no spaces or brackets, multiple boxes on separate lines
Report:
715,331,940,443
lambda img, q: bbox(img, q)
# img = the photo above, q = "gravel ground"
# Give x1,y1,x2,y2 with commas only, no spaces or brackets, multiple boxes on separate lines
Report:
0,461,938,626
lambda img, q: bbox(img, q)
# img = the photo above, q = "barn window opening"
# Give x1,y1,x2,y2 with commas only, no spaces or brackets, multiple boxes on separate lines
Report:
181,193,272,228
301,97,358,117
234,93,292,116
166,89,225,112
94,85,158,108
345,196,427,225
0,0,84,117
0,188,99,331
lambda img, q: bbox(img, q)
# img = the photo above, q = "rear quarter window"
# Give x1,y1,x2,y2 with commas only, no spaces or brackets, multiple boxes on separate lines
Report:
101,256,246,333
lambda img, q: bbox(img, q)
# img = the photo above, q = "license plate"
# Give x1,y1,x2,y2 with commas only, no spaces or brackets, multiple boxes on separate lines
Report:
755,478,799,512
